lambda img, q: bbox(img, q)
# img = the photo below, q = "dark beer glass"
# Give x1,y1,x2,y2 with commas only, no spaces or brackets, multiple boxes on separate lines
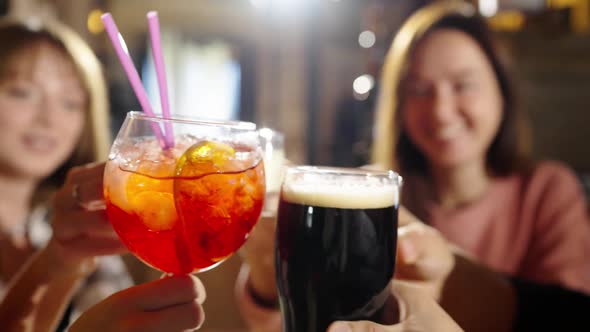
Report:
275,166,401,332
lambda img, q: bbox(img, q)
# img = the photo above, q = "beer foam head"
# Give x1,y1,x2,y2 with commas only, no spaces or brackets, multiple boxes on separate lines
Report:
282,169,400,209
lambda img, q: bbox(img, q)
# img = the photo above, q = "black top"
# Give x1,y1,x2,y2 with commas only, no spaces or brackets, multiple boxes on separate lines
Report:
55,303,72,332
511,278,590,331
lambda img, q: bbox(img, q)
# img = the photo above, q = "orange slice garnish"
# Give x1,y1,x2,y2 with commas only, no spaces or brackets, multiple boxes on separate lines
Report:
175,140,236,177
129,191,177,231
125,159,177,231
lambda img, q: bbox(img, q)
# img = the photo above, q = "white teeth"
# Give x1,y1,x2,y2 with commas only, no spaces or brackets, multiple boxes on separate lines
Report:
434,125,463,140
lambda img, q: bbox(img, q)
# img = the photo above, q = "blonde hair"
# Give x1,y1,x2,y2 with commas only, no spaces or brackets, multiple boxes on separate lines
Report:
371,1,531,175
0,17,111,203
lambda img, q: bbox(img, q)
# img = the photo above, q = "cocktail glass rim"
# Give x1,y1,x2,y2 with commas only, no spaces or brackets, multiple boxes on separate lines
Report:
127,111,257,130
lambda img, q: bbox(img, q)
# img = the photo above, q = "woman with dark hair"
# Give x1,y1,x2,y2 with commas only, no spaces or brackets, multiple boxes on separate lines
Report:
236,1,590,331
371,0,590,293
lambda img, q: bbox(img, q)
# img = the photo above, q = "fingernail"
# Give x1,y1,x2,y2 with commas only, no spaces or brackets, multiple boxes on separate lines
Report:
330,322,352,332
83,200,106,211
398,238,417,263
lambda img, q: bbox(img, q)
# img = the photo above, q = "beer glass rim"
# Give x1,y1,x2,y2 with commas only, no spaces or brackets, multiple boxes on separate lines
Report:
127,111,257,130
285,166,402,185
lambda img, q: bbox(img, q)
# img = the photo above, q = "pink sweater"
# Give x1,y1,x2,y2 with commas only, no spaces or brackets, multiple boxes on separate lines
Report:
236,161,590,331
418,161,590,294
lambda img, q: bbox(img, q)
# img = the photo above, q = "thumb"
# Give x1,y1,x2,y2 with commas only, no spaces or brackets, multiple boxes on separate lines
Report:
396,223,447,282
398,206,420,227
328,321,404,332
116,274,206,311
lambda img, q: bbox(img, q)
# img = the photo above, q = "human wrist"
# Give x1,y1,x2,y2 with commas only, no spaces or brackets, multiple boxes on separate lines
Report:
44,239,96,280
239,263,279,310
245,249,278,301
247,275,279,309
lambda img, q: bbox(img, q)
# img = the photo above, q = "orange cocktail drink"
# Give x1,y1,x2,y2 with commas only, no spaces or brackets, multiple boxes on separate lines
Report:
104,113,265,274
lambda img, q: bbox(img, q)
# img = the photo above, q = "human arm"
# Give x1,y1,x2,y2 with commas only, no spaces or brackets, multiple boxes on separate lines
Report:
519,162,590,293
327,281,464,332
235,214,282,332
236,207,516,332
0,163,127,332
235,263,282,332
392,208,516,332
330,219,590,332
238,214,278,305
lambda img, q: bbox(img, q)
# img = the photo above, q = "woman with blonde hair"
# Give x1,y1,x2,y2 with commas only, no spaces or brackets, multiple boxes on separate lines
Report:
371,0,590,293
0,16,132,330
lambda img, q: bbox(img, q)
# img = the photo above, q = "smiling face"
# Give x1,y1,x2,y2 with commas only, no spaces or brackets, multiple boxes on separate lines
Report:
0,41,87,181
401,28,503,171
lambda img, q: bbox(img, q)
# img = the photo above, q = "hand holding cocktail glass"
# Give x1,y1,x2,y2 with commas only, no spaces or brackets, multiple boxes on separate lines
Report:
42,163,128,284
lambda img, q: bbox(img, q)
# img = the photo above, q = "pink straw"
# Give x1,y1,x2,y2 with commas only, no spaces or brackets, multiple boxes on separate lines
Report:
101,13,168,149
147,11,174,148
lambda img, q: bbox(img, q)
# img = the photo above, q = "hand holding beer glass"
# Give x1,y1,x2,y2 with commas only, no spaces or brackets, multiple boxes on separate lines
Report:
103,112,265,274
276,166,401,332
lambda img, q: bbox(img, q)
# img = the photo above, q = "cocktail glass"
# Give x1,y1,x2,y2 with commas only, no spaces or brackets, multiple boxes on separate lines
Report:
104,112,265,274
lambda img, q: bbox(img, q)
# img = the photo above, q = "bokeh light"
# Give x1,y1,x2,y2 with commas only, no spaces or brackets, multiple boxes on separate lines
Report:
250,0,270,9
353,74,374,95
87,9,105,34
358,30,376,48
479,0,498,17
250,0,306,12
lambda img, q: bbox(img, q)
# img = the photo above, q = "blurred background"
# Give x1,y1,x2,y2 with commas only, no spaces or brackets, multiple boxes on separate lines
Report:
2,0,589,330
2,0,590,170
